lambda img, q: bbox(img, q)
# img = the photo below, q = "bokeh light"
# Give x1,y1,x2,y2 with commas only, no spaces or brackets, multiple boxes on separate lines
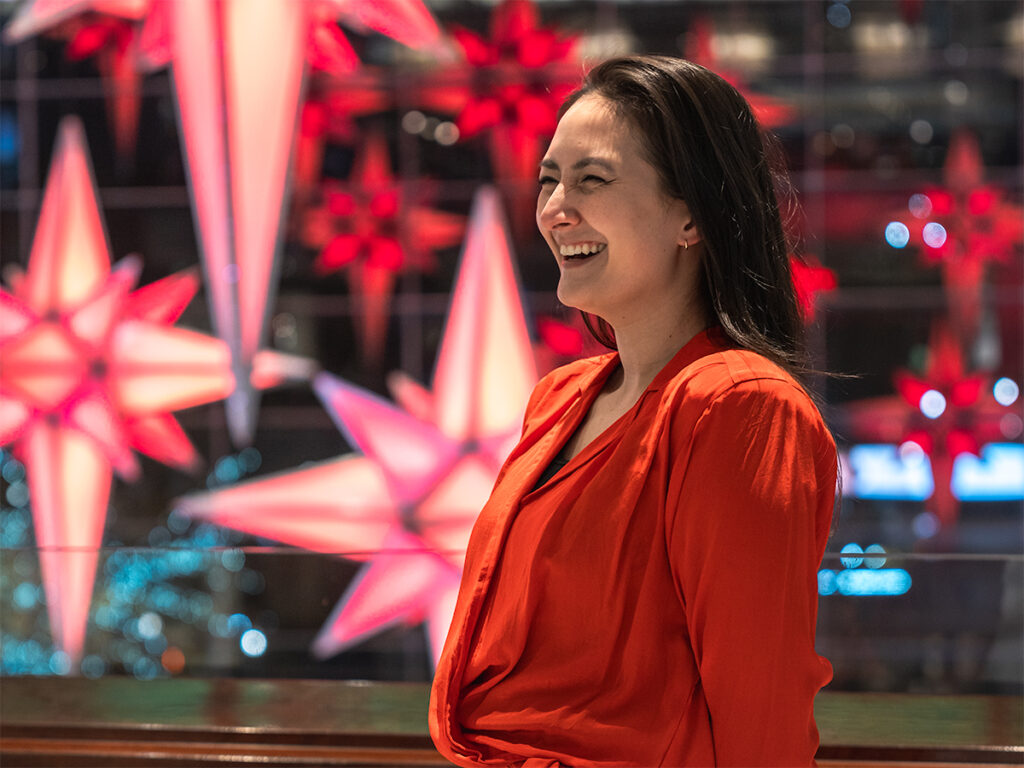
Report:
922,221,948,248
840,543,864,569
864,544,887,569
993,377,1020,406
885,221,911,248
919,389,947,419
241,629,268,658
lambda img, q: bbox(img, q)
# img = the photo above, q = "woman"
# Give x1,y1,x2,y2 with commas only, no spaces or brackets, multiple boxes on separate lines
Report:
430,56,837,767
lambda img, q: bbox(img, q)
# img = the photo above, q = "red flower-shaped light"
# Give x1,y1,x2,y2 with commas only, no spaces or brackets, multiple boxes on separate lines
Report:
845,323,1013,529
420,0,579,198
888,130,1023,337
178,188,538,662
302,134,465,361
0,118,295,668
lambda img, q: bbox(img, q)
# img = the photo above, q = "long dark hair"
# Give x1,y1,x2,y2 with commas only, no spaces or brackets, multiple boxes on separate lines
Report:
561,55,808,379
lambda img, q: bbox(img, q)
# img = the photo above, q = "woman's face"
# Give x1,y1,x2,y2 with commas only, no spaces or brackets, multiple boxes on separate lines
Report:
537,95,698,327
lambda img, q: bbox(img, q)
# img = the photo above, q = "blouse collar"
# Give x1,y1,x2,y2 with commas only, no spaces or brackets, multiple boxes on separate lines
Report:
582,326,729,396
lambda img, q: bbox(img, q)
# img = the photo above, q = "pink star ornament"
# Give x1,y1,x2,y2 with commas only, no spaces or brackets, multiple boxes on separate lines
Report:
177,187,537,662
5,0,445,446
0,117,309,668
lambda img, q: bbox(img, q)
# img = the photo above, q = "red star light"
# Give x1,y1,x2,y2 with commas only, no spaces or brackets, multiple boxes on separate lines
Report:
5,0,443,445
0,118,258,668
420,0,578,196
177,187,538,661
302,134,465,361
887,129,1023,337
845,323,1011,529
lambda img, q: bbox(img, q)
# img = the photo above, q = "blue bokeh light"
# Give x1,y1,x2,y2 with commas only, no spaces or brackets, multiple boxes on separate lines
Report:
826,3,852,28
848,444,934,500
836,568,912,596
952,443,1024,501
221,549,245,572
49,651,72,676
864,544,887,569
12,583,38,610
912,511,940,539
840,543,864,569
80,654,106,679
817,570,838,596
885,221,911,248
240,629,268,658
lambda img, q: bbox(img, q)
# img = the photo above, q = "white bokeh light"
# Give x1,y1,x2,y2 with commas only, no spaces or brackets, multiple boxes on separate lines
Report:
919,389,947,419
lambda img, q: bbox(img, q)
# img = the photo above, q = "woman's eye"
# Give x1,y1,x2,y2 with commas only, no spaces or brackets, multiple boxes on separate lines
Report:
582,175,608,184
538,176,557,187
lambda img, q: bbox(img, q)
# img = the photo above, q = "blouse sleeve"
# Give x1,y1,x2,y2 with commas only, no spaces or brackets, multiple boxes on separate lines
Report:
665,378,836,767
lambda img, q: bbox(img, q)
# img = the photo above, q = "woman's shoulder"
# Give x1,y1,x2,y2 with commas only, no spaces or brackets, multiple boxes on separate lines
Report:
670,347,821,421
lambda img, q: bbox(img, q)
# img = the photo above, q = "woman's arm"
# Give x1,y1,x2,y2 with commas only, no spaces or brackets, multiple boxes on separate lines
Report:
665,378,836,767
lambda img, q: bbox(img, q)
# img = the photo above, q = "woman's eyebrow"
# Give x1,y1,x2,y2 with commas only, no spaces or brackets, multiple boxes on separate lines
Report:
539,156,616,173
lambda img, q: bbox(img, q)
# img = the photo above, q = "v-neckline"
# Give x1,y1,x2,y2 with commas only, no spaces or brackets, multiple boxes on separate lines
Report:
524,353,638,495
525,327,728,495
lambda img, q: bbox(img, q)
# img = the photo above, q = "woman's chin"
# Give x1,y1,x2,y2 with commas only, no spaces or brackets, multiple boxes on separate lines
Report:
556,283,598,315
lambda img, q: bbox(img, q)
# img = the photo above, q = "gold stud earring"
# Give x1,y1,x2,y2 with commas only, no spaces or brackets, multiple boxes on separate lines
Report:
683,240,689,250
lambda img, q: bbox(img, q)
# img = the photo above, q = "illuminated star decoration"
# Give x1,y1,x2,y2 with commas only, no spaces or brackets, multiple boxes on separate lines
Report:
177,187,538,662
6,0,443,446
844,322,1012,529
889,129,1023,338
420,0,578,221
0,117,304,669
302,134,465,362
684,16,795,128
790,255,837,321
3,1,151,158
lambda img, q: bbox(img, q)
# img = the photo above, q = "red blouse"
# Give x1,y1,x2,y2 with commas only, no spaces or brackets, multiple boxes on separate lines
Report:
430,329,836,766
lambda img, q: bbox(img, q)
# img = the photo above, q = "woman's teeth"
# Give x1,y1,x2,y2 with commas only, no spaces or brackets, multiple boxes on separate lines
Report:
559,243,606,259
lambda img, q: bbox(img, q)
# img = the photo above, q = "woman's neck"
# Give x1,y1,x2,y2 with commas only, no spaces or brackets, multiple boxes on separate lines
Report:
606,306,709,403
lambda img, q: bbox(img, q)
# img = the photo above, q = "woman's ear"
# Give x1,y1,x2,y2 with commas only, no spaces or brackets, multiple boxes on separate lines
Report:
676,202,701,248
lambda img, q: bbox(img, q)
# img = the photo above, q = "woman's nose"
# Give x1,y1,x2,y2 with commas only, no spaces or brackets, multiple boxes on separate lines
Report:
541,183,581,226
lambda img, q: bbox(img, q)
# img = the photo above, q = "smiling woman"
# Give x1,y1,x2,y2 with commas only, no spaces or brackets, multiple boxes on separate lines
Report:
430,56,837,767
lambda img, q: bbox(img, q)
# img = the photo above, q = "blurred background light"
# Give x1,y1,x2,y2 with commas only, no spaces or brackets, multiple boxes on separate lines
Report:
922,222,948,248
840,543,864,569
993,378,1019,406
837,568,912,596
952,444,1024,501
241,629,268,658
885,221,910,248
919,389,947,419
848,445,934,500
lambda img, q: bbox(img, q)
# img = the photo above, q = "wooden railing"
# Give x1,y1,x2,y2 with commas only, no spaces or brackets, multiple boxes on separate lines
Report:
1,677,1020,766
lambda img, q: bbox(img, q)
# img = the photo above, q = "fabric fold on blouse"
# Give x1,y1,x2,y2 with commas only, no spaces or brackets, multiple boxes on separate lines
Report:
430,329,837,767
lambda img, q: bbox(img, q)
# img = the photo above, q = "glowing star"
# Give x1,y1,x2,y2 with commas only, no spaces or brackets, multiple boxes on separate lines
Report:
887,130,1023,337
0,117,305,668
684,16,795,128
844,322,1011,529
302,134,465,362
790,255,837,321
5,0,444,445
177,187,537,662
